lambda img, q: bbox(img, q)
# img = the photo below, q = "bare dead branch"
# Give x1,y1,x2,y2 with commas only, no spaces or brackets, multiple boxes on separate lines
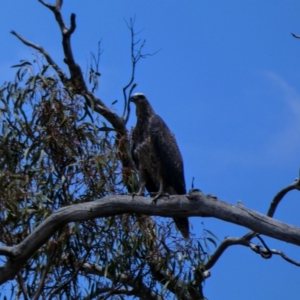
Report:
37,1,86,94
206,229,297,270
38,0,68,34
254,234,272,258
267,178,300,218
247,237,300,266
17,272,29,300
122,17,161,124
0,246,14,257
123,17,140,123
204,236,250,270
68,13,76,35
270,248,300,266
205,234,274,270
88,40,102,93
37,0,55,10
0,192,300,285
205,177,300,270
10,30,67,83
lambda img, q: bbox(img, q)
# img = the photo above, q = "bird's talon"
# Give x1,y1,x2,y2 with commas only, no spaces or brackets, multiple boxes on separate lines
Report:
151,196,159,204
151,192,169,204
131,192,143,200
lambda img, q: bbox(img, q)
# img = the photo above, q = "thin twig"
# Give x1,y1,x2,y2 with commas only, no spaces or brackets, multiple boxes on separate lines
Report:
122,17,161,124
82,262,161,300
48,252,89,299
33,243,59,300
17,272,29,300
10,30,67,83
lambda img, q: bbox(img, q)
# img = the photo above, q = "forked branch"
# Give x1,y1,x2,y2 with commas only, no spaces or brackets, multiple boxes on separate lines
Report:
122,17,161,124
205,178,300,270
12,0,139,192
10,30,67,84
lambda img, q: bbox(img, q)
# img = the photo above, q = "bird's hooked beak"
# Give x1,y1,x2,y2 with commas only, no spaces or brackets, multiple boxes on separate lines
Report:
130,95,137,103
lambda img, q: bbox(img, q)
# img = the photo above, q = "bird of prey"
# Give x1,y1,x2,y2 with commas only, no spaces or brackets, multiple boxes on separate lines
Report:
130,93,189,239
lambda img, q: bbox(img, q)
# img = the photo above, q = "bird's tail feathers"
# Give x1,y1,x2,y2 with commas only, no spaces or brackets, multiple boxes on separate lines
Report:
173,217,189,239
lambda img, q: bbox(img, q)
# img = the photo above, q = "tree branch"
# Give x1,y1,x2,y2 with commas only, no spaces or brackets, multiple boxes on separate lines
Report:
10,30,67,84
0,246,14,257
267,178,300,218
17,272,29,300
82,262,161,300
1,191,300,284
122,17,161,124
204,236,249,270
122,17,139,123
47,252,88,299
12,1,138,192
204,179,300,270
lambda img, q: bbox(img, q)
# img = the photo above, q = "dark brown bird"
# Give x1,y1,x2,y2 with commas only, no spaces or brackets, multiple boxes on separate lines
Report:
130,93,189,239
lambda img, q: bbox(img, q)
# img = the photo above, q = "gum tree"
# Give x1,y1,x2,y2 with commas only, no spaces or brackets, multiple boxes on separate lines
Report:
1,1,300,299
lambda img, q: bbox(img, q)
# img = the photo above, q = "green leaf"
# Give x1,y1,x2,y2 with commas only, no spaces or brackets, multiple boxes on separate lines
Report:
206,237,217,248
204,229,219,241
11,61,32,68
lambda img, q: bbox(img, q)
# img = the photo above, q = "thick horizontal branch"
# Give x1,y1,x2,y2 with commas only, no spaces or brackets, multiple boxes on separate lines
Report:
0,191,300,284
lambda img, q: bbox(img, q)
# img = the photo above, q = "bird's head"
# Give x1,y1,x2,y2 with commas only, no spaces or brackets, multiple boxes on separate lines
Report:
130,93,154,117
130,93,148,105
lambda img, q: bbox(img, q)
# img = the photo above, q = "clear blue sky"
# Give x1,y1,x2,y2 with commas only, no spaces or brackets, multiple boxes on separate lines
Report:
1,1,300,299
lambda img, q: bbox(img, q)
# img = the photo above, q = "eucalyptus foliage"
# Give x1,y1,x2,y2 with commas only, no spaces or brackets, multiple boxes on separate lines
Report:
0,60,211,299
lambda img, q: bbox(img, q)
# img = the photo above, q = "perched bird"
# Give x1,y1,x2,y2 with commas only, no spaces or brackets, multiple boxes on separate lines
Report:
130,93,189,239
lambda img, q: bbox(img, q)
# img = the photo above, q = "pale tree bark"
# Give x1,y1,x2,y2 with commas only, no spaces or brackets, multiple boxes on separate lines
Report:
1,187,300,285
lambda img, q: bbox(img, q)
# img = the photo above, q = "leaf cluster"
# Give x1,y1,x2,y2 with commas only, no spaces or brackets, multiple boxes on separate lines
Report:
0,60,214,299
